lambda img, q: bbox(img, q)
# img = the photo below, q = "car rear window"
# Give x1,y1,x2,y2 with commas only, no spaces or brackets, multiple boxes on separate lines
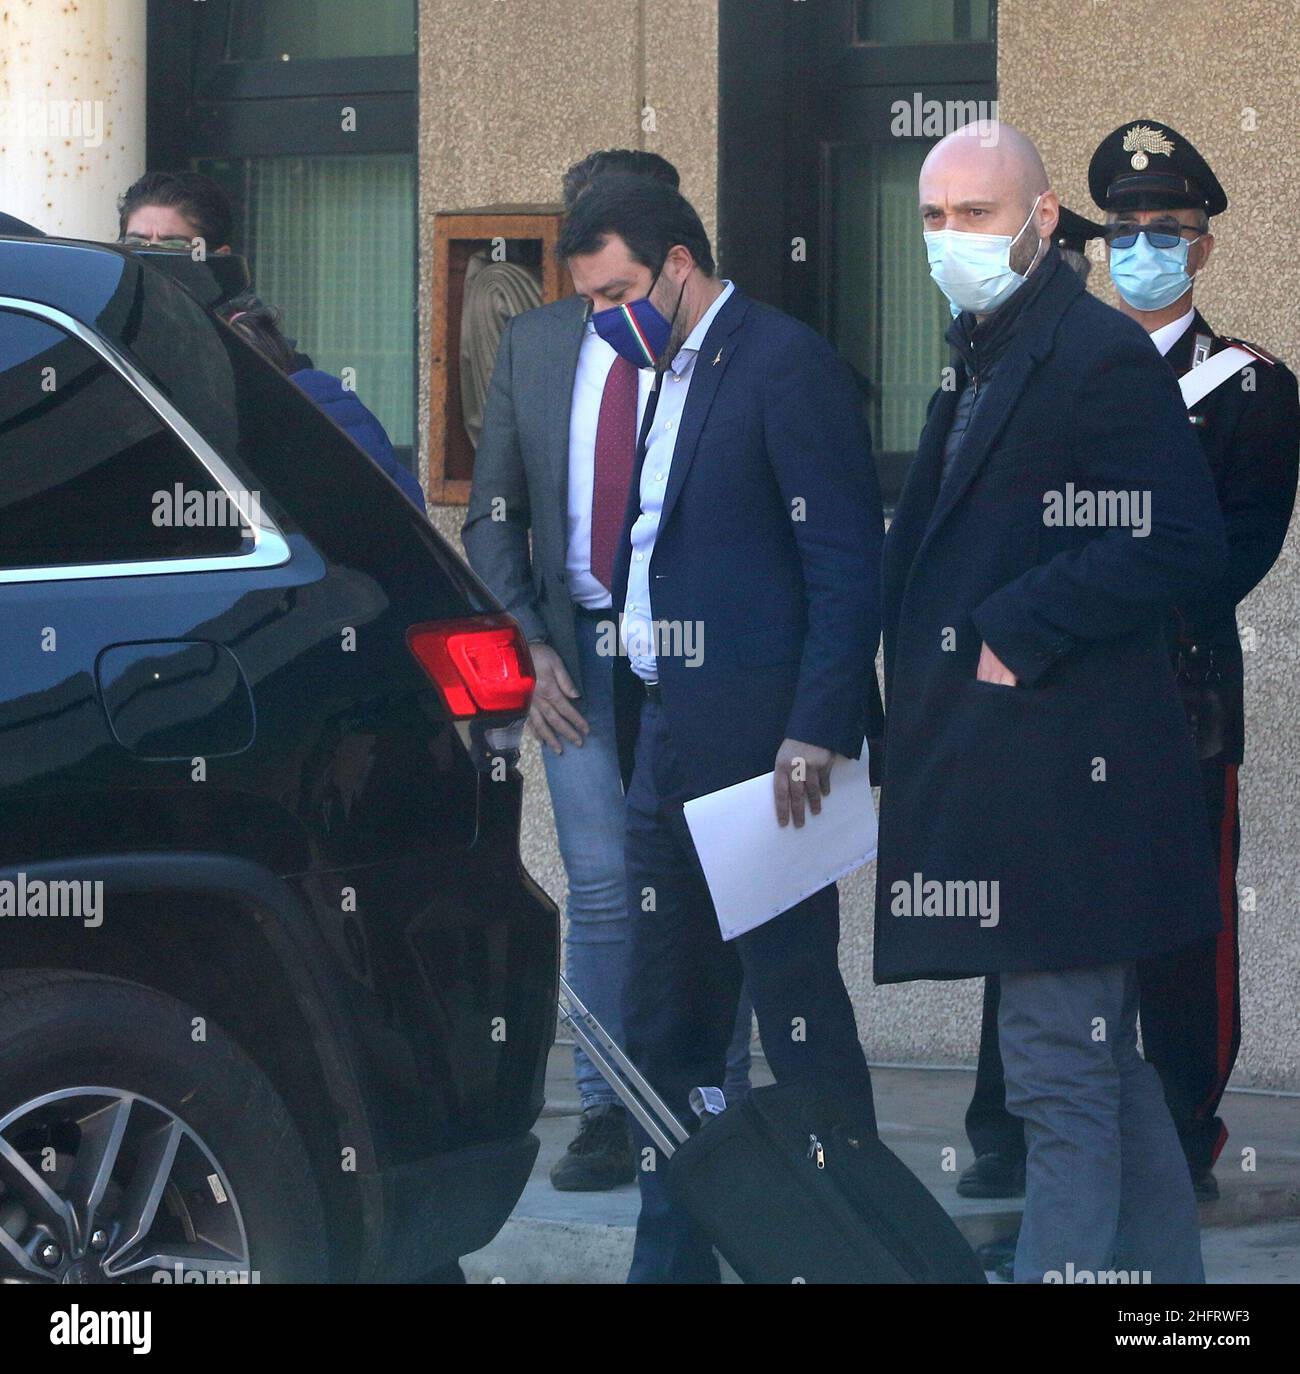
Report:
0,308,249,570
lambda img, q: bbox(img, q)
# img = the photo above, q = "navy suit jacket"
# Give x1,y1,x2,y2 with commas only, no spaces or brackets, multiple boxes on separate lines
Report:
610,287,884,799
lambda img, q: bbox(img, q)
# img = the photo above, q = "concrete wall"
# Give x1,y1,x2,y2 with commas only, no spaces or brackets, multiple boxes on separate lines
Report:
997,0,1300,1088
417,0,718,488
0,0,145,240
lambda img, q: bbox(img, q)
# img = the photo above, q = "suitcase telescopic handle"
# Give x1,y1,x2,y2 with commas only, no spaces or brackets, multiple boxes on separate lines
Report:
558,975,690,1157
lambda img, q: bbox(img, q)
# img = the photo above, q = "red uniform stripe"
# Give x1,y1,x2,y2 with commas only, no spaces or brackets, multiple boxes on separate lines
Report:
1200,763,1240,1146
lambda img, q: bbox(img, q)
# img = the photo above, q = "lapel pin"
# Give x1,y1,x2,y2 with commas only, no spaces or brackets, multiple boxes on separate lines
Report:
712,349,723,366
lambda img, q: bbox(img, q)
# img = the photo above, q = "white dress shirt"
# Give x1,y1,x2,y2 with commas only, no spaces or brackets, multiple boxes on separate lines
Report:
565,319,622,609
622,280,735,681
1150,305,1196,358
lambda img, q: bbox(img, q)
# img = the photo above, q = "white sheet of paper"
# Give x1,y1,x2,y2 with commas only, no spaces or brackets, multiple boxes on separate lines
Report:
683,742,877,941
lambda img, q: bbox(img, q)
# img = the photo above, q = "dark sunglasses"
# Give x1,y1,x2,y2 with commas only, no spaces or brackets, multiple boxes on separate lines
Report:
1104,222,1203,250
118,234,195,251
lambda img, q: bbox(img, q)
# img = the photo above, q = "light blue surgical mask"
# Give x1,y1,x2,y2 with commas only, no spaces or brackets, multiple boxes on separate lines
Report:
1108,231,1199,312
925,195,1043,315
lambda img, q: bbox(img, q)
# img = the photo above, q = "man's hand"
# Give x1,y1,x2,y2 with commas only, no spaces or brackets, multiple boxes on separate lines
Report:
976,641,1018,686
773,738,835,828
527,642,589,754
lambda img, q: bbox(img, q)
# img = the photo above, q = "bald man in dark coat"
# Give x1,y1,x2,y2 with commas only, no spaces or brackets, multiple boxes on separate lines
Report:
875,122,1227,1283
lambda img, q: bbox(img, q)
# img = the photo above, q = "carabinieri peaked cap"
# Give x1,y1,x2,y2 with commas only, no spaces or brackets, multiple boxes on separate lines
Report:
1088,120,1228,217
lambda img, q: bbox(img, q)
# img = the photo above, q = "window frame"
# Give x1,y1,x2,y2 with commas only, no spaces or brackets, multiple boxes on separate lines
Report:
718,0,997,507
0,298,291,585
146,0,419,466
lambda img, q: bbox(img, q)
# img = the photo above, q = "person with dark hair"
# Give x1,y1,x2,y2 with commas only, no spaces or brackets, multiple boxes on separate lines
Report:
221,294,426,514
118,170,234,255
464,152,757,1197
221,293,303,373
556,171,717,285
561,149,680,212
548,172,883,1282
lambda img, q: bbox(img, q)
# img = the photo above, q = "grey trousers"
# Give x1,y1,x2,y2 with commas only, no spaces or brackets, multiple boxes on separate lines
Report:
999,962,1205,1284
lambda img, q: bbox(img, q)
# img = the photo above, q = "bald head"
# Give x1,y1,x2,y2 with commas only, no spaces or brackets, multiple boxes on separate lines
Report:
919,120,1059,259
924,122,1048,213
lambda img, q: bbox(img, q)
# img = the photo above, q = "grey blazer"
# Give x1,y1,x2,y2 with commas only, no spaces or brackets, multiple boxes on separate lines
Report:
462,293,591,694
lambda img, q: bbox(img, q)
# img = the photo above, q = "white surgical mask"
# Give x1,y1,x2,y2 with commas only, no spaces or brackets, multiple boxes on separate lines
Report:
1108,231,1198,312
925,195,1043,315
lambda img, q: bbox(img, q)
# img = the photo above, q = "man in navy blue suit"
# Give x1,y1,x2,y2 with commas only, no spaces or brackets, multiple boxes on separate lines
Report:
556,174,885,1284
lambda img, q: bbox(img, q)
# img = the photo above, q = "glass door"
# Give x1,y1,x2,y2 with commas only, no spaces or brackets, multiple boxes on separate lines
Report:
718,0,997,504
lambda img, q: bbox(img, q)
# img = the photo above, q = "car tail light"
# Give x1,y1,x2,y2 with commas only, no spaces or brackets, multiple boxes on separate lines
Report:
406,615,536,719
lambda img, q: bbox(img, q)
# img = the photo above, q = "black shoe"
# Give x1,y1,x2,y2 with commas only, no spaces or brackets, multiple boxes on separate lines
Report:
957,1152,1027,1199
550,1104,635,1192
1191,1166,1219,1201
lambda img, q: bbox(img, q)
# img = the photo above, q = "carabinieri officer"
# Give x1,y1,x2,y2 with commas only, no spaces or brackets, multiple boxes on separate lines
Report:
1091,120,1299,1197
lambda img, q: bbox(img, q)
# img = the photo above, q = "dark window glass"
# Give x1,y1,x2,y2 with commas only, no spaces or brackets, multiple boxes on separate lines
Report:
856,0,993,43
0,311,249,570
196,153,416,450
827,140,951,459
226,0,416,61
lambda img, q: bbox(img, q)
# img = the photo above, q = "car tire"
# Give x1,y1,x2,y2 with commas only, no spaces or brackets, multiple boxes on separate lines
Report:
0,969,328,1284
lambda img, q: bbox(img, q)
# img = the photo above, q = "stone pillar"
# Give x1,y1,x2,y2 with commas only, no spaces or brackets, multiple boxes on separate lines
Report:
0,0,147,240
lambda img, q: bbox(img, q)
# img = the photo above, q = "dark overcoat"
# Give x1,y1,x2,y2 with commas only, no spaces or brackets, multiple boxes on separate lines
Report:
873,257,1229,983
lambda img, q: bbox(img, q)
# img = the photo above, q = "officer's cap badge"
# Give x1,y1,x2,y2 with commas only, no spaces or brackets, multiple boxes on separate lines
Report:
1122,124,1175,171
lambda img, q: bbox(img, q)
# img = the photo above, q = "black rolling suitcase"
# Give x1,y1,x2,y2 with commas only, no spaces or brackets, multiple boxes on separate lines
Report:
559,976,986,1284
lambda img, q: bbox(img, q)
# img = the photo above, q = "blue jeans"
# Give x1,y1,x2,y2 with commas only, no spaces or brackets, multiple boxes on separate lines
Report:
1000,962,1204,1284
543,613,752,1110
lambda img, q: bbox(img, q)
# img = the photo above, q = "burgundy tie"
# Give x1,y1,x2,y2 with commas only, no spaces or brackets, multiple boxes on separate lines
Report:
589,354,640,592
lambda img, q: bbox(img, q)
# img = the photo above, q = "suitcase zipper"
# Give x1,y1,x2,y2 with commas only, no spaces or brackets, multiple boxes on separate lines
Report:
799,1123,921,1279
742,1099,912,1280
741,1099,975,1282
825,1127,936,1278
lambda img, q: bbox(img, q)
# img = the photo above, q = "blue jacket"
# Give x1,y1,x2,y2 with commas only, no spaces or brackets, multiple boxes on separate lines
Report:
609,287,885,799
290,368,427,513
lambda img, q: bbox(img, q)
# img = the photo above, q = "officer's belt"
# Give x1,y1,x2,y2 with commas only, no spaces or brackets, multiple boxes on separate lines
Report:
1179,346,1255,409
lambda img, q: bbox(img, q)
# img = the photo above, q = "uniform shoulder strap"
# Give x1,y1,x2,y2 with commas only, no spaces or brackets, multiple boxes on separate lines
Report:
1220,335,1279,366
1179,346,1255,409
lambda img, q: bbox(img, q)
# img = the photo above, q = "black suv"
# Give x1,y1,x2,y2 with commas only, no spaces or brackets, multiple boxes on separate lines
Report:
0,235,558,1284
